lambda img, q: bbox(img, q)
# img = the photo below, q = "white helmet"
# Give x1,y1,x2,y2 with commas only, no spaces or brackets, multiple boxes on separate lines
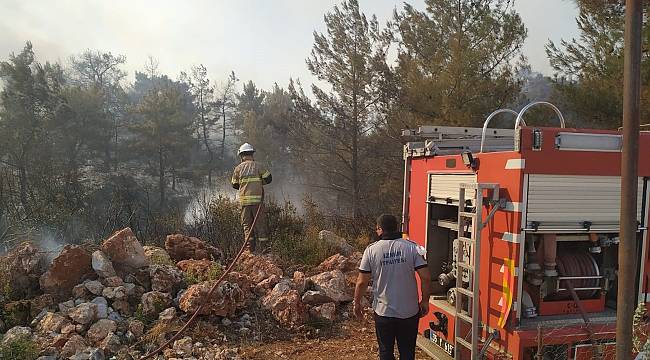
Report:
238,143,255,155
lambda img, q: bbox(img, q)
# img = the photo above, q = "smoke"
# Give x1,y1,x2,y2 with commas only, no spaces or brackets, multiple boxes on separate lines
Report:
0,219,66,260
184,180,237,224
264,176,308,214
37,229,66,263
183,173,310,225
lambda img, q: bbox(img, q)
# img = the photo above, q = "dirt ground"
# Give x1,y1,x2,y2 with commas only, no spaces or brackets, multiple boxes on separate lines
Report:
240,318,429,360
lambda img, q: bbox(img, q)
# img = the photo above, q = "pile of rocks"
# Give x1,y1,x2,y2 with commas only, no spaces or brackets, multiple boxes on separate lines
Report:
0,228,364,360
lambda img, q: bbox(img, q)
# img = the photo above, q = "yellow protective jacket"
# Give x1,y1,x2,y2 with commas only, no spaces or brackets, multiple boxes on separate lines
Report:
231,160,272,206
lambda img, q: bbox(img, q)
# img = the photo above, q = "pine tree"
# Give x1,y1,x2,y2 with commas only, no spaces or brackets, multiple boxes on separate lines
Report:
290,0,387,218
390,0,528,127
0,42,63,214
129,85,194,208
185,64,218,185
546,1,650,128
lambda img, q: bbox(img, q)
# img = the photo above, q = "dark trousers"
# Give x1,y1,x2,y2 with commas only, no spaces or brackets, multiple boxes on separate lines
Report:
374,312,419,360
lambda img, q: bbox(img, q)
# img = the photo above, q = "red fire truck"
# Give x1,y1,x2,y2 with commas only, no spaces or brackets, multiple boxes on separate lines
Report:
403,102,650,359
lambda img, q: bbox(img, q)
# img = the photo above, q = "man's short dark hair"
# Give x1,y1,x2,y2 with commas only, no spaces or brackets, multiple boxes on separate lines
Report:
377,214,399,233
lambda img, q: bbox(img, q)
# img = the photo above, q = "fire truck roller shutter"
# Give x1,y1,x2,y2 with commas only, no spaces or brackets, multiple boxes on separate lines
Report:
428,174,477,206
525,175,644,231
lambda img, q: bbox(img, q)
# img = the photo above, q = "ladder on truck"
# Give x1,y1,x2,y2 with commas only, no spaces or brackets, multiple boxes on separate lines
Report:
454,183,501,360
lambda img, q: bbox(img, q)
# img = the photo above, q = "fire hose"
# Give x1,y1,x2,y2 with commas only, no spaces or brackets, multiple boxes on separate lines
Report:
557,258,599,355
139,202,263,360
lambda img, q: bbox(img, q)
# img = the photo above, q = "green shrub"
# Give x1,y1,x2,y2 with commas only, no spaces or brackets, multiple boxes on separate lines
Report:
2,301,31,328
148,252,175,266
188,196,243,259
134,299,167,326
268,200,337,267
0,335,38,360
133,304,148,325
184,263,223,285
186,194,370,268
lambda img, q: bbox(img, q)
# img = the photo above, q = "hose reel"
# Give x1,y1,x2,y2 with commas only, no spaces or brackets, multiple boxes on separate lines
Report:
545,251,601,300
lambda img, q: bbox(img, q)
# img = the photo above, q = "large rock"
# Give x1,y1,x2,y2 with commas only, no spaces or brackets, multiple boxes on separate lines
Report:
102,286,127,301
131,268,151,290
68,302,98,325
140,291,172,317
103,276,123,288
84,280,105,296
316,253,362,273
37,312,68,334
149,265,184,294
69,348,104,360
72,284,90,299
255,274,280,294
60,334,88,358
92,251,116,278
1,242,47,300
91,297,108,319
165,234,222,262
100,228,149,270
158,307,177,322
143,246,173,265
301,290,333,305
318,230,354,256
58,300,75,314
224,272,254,300
261,280,308,328
111,299,131,316
100,332,121,355
179,281,245,317
86,319,117,343
292,271,307,294
309,270,352,303
39,245,93,296
237,251,283,283
173,336,193,356
128,320,144,338
309,302,336,321
1,326,32,345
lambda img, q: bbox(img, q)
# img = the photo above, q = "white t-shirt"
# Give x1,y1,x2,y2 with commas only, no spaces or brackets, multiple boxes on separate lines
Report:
359,238,427,319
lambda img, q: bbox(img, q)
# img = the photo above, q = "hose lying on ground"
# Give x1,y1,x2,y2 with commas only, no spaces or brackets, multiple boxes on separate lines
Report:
139,203,263,360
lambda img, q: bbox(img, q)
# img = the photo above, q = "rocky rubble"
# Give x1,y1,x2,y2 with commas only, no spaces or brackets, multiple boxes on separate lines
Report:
0,228,365,359
39,245,94,297
100,228,149,271
165,234,223,262
179,281,245,317
1,242,47,300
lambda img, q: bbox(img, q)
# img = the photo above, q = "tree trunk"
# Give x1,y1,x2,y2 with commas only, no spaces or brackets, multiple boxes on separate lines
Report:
221,102,226,160
113,115,119,171
159,146,165,209
18,164,28,210
351,88,360,219
201,114,214,186
104,145,112,172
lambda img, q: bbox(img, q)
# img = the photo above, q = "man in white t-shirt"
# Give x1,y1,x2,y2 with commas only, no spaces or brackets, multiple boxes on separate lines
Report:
354,214,431,360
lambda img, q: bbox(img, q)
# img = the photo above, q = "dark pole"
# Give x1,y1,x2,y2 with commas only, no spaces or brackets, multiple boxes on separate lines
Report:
617,0,642,359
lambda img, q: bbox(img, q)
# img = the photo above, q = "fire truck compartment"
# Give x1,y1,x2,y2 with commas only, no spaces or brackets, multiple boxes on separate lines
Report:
404,106,650,359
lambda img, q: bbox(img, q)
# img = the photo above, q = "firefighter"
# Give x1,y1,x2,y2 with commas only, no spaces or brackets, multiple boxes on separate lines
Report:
231,143,272,253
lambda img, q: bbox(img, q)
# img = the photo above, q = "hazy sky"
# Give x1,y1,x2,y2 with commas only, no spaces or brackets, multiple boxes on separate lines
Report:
0,0,580,90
